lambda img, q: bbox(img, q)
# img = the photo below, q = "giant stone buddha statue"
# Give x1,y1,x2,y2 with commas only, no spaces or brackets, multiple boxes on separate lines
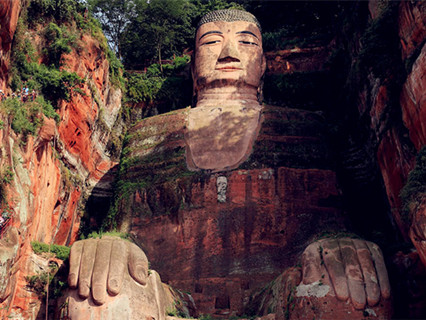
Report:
63,10,392,320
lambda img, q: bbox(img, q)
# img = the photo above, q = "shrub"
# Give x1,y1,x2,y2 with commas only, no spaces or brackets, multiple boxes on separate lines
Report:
26,272,49,297
125,55,192,112
44,22,75,67
107,48,125,89
79,230,130,241
27,0,82,25
0,97,60,136
358,2,402,81
10,19,84,106
400,146,426,225
31,241,71,261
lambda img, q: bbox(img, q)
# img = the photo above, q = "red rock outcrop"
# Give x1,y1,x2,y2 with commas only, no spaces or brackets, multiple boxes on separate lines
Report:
366,1,425,241
0,10,123,320
400,43,426,151
398,1,426,60
265,46,332,74
0,0,21,90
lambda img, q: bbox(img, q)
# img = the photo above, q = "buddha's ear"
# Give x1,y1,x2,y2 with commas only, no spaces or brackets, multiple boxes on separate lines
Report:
261,54,266,77
190,50,195,80
190,51,197,107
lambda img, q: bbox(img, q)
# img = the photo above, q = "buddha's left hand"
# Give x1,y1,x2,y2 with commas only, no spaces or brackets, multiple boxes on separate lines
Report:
300,237,391,309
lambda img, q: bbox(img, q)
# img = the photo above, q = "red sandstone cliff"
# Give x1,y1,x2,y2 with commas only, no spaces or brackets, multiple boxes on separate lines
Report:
0,0,423,319
368,1,425,243
0,2,123,318
0,0,21,90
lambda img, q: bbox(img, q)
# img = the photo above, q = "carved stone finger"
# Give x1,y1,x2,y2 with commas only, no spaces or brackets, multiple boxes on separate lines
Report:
78,239,98,298
367,241,391,299
353,239,380,306
128,242,148,286
91,238,113,305
107,239,128,296
68,240,84,289
301,241,323,285
320,239,349,301
339,238,365,309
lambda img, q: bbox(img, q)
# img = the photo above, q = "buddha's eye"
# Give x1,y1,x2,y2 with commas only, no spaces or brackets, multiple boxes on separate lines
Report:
239,41,258,46
202,40,221,45
200,36,222,46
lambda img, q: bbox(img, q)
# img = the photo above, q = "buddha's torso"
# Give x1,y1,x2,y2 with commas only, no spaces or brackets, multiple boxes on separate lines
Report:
119,105,344,314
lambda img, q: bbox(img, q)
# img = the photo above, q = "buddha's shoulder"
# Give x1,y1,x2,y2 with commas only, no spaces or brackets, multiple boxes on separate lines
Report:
129,107,191,135
125,107,190,159
260,104,324,120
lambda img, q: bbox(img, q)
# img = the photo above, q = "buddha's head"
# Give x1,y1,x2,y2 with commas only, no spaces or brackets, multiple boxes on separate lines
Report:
192,9,266,103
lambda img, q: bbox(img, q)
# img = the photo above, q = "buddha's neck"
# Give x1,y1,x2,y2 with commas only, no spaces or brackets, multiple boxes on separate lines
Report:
195,86,261,108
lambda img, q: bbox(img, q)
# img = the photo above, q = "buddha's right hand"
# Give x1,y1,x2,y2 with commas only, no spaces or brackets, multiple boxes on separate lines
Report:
68,236,148,305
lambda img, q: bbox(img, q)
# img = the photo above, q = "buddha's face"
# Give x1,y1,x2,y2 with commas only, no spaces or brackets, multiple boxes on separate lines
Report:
193,20,266,92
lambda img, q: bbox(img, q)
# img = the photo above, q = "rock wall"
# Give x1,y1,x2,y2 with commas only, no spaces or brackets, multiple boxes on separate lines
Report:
0,0,422,319
337,2,425,317
0,5,123,319
0,0,21,90
365,1,425,241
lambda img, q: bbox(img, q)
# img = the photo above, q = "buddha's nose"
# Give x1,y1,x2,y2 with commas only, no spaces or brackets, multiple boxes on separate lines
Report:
218,40,240,62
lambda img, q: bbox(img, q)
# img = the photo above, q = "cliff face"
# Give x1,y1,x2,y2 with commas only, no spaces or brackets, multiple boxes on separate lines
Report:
360,1,425,244
337,2,425,317
0,0,21,90
0,3,123,318
0,0,423,319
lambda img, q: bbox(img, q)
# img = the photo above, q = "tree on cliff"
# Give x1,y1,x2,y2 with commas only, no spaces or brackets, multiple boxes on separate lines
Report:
88,0,140,58
120,0,194,71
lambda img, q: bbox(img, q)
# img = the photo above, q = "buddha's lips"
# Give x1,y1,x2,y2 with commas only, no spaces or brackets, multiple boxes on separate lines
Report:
216,66,242,71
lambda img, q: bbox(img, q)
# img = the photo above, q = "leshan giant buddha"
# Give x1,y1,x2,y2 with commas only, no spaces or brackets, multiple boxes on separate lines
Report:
64,10,392,320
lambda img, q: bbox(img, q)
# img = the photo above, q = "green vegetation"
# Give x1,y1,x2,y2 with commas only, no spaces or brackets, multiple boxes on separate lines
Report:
263,26,333,51
0,165,14,209
27,0,83,25
314,231,360,241
31,241,71,261
44,22,76,67
26,272,51,298
115,0,194,70
125,55,192,110
400,146,426,226
0,97,60,137
101,146,199,231
358,1,402,82
26,261,68,299
0,166,14,186
10,18,83,106
263,72,332,109
79,230,130,240
166,304,188,318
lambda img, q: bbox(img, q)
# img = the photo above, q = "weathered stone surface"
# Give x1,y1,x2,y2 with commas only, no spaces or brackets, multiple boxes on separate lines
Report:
290,290,392,320
390,249,426,319
186,105,262,171
410,198,426,267
368,1,426,241
0,13,122,320
61,269,173,320
61,237,192,320
398,1,426,60
0,0,21,90
400,43,426,151
121,105,343,316
291,238,392,319
265,47,332,74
